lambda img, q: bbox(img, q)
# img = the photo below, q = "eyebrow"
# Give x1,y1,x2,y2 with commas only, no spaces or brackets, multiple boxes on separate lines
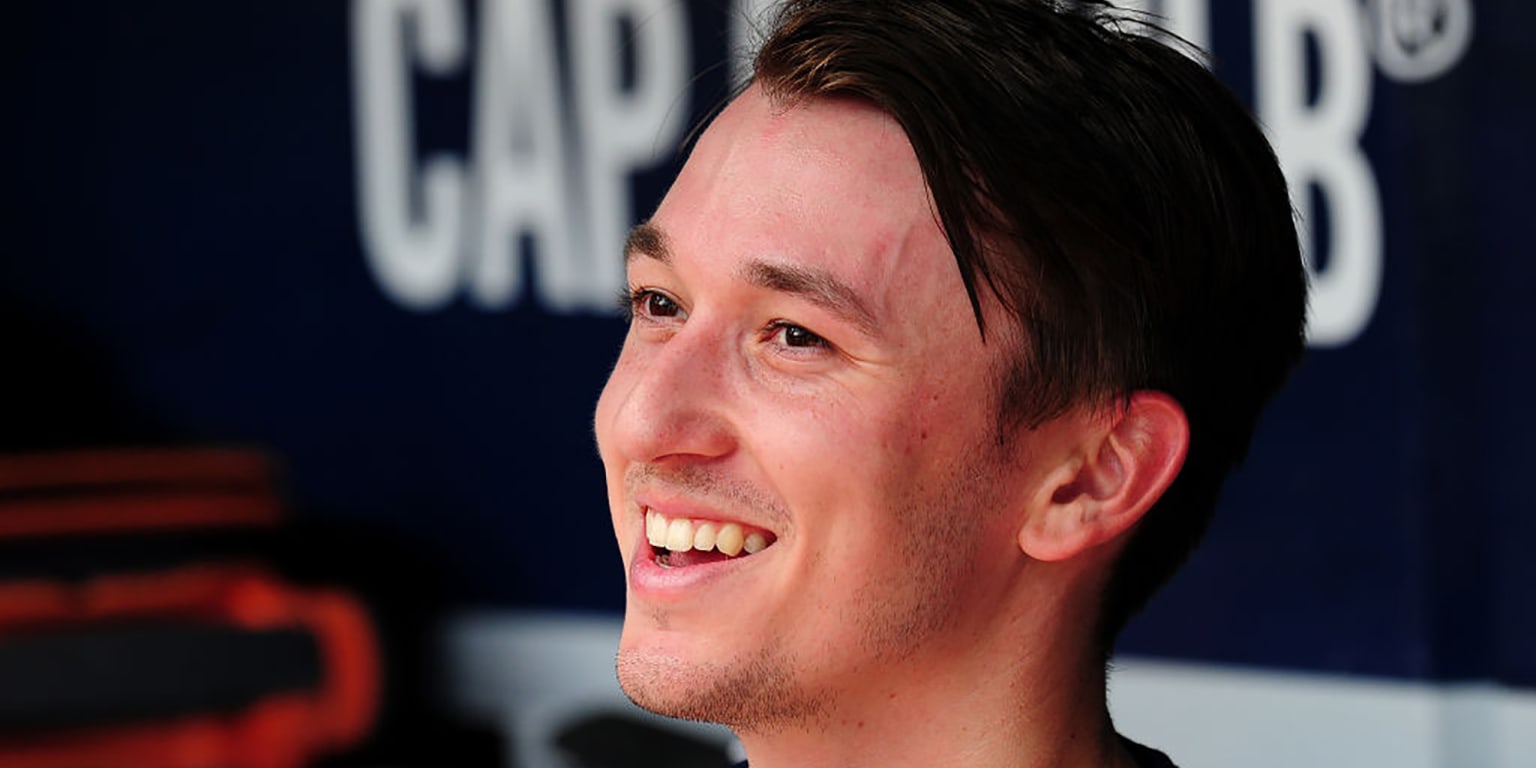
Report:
741,259,879,338
625,222,671,264
624,221,880,338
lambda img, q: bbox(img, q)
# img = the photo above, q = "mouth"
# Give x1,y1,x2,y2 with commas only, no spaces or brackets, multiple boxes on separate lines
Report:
643,506,778,568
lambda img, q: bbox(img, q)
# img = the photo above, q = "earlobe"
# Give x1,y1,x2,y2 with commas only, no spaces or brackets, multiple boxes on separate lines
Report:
1018,392,1189,562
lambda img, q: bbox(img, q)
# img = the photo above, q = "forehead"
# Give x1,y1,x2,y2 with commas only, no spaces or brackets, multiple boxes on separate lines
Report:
685,88,918,190
667,88,926,224
647,87,961,314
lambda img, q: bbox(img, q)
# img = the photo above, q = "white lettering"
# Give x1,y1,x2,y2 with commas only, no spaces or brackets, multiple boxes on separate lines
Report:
470,0,573,309
352,0,690,313
1257,0,1383,347
571,0,691,311
351,0,467,311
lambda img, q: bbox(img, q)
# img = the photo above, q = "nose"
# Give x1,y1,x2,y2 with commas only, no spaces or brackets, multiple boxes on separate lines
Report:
597,320,737,467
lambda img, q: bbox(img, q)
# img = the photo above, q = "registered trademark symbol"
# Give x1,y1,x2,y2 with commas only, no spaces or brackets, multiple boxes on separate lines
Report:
1365,0,1474,82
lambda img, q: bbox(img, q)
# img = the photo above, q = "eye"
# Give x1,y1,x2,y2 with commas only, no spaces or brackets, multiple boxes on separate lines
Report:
769,321,828,349
620,287,685,321
642,291,682,318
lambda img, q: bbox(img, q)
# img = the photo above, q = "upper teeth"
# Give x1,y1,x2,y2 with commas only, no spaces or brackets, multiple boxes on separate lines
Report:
645,509,771,557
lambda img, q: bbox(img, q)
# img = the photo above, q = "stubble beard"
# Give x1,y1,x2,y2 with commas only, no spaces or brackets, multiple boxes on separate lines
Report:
852,435,1001,665
616,631,828,732
614,463,832,732
614,437,1007,733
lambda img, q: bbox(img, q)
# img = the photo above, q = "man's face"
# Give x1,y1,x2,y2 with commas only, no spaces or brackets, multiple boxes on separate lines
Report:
593,87,1048,729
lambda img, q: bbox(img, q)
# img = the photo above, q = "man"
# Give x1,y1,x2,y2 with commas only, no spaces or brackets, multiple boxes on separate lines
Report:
592,1,1307,766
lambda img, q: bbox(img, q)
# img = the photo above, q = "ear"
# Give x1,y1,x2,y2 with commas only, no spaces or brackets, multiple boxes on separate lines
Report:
1018,392,1189,562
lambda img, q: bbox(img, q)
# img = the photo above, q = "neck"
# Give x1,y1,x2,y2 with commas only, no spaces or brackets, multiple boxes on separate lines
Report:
734,570,1134,768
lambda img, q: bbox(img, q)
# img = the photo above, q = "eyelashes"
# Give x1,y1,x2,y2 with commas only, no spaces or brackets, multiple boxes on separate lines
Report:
619,286,684,322
620,284,831,355
766,320,828,349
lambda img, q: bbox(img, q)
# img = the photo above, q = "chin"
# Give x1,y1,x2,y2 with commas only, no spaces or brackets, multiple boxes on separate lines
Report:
614,643,719,722
614,626,826,729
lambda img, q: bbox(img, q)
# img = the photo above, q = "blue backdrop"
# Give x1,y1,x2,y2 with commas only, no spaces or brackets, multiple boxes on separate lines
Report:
4,0,1531,691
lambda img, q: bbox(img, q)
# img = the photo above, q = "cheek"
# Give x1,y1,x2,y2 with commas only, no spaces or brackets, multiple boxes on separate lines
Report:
907,388,947,447
878,381,970,461
761,394,936,537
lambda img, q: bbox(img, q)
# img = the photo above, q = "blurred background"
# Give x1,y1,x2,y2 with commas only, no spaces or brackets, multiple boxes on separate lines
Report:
1,0,1531,766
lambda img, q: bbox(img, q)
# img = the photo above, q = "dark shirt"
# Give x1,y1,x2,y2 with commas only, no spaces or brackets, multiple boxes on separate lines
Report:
1122,736,1179,768
729,736,1179,767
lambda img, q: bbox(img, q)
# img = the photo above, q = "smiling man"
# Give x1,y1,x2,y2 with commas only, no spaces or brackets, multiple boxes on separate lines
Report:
592,1,1307,767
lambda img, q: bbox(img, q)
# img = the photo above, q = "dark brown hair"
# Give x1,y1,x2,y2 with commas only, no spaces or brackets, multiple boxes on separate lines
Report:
753,0,1308,645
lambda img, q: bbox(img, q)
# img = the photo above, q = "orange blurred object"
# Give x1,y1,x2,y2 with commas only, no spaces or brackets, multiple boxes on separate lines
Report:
0,448,381,768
